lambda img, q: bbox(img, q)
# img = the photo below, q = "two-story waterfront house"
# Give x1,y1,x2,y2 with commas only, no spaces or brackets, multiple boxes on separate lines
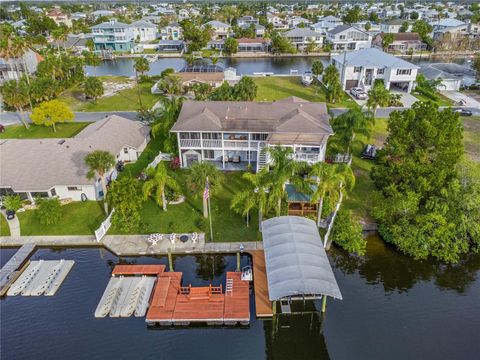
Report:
160,22,183,41
326,25,372,51
91,20,135,52
204,21,231,40
170,98,333,172
311,16,343,34
131,20,158,42
331,47,419,92
283,28,323,50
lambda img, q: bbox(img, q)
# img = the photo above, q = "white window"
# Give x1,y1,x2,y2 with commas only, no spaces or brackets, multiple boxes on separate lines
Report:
396,69,412,76
123,148,129,154
67,186,82,191
377,68,384,75
353,66,362,73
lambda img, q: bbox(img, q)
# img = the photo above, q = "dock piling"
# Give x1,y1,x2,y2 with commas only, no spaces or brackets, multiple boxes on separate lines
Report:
236,252,240,272
168,249,174,272
321,295,327,313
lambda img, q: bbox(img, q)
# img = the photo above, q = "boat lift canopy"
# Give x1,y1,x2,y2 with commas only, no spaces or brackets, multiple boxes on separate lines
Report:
261,216,343,301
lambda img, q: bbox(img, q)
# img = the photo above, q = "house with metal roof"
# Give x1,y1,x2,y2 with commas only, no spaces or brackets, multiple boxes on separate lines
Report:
131,20,158,42
170,98,333,171
204,21,232,40
326,25,372,51
91,20,135,52
331,47,419,92
0,116,149,202
372,32,427,54
311,15,343,34
283,28,323,50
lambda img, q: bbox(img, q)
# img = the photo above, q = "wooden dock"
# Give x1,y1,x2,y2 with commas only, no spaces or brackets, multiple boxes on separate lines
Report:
250,250,273,317
146,271,250,326
0,243,36,296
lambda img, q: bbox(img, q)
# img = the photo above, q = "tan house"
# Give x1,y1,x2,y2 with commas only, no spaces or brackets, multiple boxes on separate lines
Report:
46,8,72,27
170,97,333,172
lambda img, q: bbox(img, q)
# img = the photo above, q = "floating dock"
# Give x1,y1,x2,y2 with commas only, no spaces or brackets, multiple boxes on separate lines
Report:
6,260,74,296
250,250,273,317
146,271,250,326
0,243,36,296
95,265,163,318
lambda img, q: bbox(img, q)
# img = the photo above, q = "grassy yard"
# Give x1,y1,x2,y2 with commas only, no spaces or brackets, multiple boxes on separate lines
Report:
111,171,260,242
412,92,453,107
0,123,90,139
18,201,105,236
59,76,161,112
120,136,163,179
0,215,10,236
253,76,357,109
463,116,480,162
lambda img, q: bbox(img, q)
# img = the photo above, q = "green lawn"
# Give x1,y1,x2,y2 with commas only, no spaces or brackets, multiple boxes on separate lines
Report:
18,201,105,236
342,118,389,222
253,76,357,108
59,76,161,112
463,116,480,162
0,214,10,236
412,92,453,107
111,171,260,242
0,123,90,139
120,136,163,179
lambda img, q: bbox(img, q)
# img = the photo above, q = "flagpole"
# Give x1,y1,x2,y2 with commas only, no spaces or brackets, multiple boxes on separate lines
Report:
208,196,213,242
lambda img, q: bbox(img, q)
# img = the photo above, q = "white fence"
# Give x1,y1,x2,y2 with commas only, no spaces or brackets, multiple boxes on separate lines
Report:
95,209,115,242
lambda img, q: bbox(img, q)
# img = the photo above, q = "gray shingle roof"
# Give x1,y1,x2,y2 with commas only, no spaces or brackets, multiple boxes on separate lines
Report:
261,216,343,301
91,21,131,29
283,27,319,37
332,48,420,69
131,20,157,28
1,116,149,192
328,24,365,35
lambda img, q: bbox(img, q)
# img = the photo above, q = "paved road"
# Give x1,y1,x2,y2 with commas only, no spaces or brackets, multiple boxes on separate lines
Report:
0,111,138,126
330,106,480,118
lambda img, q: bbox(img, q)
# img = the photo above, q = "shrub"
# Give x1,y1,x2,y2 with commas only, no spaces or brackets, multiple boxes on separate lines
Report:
3,195,22,212
331,210,366,255
36,198,62,225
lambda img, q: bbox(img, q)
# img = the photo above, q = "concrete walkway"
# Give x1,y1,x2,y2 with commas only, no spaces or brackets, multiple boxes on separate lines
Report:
0,234,263,257
440,91,480,109
0,211,20,237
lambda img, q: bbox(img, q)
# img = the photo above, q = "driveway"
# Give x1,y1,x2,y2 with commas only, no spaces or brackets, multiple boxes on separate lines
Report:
440,91,480,109
392,91,418,108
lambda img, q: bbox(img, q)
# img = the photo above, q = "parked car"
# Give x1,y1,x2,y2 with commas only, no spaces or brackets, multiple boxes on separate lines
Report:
453,108,472,116
350,87,367,100
6,209,15,220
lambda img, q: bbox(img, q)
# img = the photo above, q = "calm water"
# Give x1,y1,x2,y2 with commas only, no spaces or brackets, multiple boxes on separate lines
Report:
85,55,473,78
1,235,480,360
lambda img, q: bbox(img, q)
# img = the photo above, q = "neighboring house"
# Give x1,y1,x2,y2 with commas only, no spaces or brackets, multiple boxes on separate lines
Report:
429,18,466,32
419,64,462,91
311,16,343,34
288,16,311,28
283,28,322,50
326,25,372,51
432,22,470,40
46,8,72,27
160,22,183,40
178,9,190,20
238,23,265,38
142,15,162,24
267,13,288,30
91,20,135,52
0,116,150,202
372,33,427,53
331,47,419,92
157,40,185,53
131,20,158,42
380,19,407,33
0,50,43,84
52,33,92,54
170,97,333,172
71,12,87,21
237,38,271,53
204,20,231,40
91,10,115,19
237,16,259,27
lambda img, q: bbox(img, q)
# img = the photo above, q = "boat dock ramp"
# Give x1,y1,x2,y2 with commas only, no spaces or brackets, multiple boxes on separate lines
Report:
0,243,36,296
6,260,74,296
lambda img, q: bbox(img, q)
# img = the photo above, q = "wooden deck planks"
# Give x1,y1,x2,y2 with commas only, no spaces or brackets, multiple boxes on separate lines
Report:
250,250,273,317
146,272,181,322
224,272,250,321
112,264,165,276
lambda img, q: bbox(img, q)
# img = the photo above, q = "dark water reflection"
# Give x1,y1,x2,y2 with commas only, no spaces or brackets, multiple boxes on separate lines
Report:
1,233,479,360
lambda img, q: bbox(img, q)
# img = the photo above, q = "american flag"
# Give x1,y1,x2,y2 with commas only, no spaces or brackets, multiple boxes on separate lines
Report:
203,178,210,200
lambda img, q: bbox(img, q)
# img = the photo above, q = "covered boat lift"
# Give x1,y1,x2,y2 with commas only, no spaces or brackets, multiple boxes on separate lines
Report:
260,216,342,315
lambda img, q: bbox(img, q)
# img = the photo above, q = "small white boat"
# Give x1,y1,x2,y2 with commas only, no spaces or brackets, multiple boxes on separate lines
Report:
241,266,253,281
302,71,314,86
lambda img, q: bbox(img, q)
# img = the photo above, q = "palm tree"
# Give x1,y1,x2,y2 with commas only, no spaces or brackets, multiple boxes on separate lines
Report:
0,78,30,128
231,168,271,231
309,163,355,227
266,146,307,216
142,162,180,211
158,74,182,98
187,161,223,218
134,57,150,106
150,96,184,153
367,82,391,118
84,150,116,214
330,108,375,154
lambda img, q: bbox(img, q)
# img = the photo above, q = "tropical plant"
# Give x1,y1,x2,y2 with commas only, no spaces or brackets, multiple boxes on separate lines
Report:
84,150,116,214
142,162,180,211
150,96,184,153
367,81,392,117
399,21,409,33
382,33,395,51
331,209,366,255
36,197,62,225
224,37,238,55
331,108,375,154
158,73,182,97
82,51,101,76
3,194,22,212
108,177,143,232
84,76,104,101
311,60,324,77
309,163,355,226
133,57,150,105
323,64,343,103
187,161,223,218
191,83,212,100
29,77,60,104
30,100,74,132
0,78,30,128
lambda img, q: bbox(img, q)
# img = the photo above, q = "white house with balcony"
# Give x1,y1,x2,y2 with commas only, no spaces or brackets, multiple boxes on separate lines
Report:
311,16,343,34
131,20,158,42
283,28,323,50
170,98,333,172
204,20,231,40
331,47,419,92
326,25,372,51
91,20,135,52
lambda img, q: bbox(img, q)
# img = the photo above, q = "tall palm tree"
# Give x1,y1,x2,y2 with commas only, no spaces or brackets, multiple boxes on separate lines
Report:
142,162,180,211
267,146,307,216
0,78,30,128
309,163,355,227
367,82,391,118
134,57,150,106
151,96,184,153
231,168,271,231
84,150,116,214
158,74,182,98
187,161,223,218
331,108,374,154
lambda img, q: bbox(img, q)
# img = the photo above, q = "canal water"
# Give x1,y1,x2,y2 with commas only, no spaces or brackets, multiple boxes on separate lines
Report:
1,235,479,360
86,55,474,79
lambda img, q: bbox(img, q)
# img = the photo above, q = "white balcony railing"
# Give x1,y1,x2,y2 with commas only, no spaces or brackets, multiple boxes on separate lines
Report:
295,153,321,163
224,140,249,149
179,139,266,150
202,139,222,148
179,139,201,147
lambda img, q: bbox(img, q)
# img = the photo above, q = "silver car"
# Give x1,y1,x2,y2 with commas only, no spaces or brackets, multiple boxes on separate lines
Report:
350,87,367,100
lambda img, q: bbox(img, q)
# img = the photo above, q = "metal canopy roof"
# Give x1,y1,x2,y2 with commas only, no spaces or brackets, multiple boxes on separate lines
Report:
261,216,343,301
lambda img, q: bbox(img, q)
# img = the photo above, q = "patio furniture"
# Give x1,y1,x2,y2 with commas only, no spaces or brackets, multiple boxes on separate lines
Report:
179,234,189,243
169,233,176,244
191,232,198,244
232,156,241,163
147,233,163,246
